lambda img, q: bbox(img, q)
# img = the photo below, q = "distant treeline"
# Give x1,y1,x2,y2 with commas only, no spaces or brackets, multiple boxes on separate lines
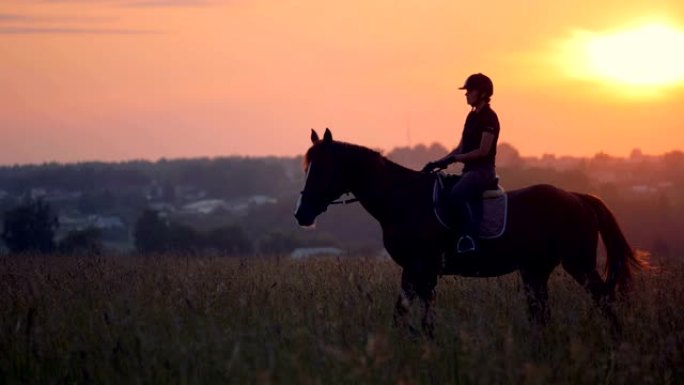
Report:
0,156,299,199
0,143,682,257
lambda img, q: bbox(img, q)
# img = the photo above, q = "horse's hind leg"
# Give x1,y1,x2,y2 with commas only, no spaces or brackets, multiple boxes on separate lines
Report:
521,269,552,327
563,263,622,336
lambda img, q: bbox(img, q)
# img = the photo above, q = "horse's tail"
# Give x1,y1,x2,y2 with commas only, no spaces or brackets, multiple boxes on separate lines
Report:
577,193,650,295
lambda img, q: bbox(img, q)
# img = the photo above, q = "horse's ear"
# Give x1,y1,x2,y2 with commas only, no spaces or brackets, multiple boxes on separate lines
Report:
323,128,333,142
311,129,319,144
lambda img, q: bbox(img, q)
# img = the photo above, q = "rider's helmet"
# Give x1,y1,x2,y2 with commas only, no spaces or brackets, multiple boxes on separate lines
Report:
459,73,494,98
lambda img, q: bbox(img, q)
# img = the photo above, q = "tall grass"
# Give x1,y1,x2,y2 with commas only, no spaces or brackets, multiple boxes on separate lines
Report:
1,255,682,384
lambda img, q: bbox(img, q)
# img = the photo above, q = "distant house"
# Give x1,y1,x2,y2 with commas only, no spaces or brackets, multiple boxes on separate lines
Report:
91,215,125,230
174,185,207,202
629,183,673,194
58,215,85,230
248,195,277,205
631,185,654,194
289,247,344,259
178,195,277,217
181,199,230,215
30,188,47,199
148,202,176,215
228,195,278,215
522,155,584,171
58,214,125,231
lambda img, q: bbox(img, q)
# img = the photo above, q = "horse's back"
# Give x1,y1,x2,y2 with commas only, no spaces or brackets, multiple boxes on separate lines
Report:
506,183,585,212
502,183,598,252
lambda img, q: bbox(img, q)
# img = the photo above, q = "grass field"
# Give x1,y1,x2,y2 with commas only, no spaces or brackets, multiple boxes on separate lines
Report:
1,254,682,384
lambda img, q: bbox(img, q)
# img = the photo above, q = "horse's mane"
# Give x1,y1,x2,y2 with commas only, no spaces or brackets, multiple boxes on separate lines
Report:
304,140,417,175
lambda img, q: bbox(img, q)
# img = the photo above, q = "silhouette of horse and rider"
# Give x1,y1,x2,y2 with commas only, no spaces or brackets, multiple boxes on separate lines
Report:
294,74,648,338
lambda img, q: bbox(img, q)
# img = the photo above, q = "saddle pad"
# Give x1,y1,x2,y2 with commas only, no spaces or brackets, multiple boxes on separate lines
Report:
479,194,507,239
432,176,508,239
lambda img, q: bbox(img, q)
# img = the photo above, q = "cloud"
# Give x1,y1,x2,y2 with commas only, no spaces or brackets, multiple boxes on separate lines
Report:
0,13,117,24
0,27,164,35
0,14,26,21
0,0,216,35
34,0,218,6
123,0,214,6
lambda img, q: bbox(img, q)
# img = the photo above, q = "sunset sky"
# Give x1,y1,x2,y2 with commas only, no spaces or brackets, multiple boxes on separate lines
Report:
1,0,683,165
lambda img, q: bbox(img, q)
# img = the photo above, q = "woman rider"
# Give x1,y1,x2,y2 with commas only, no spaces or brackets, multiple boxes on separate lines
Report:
422,73,500,253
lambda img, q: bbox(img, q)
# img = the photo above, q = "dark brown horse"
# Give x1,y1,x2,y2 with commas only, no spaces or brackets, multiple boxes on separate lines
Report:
294,128,648,337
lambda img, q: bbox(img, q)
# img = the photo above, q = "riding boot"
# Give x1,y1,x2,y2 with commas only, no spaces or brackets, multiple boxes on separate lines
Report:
452,201,478,254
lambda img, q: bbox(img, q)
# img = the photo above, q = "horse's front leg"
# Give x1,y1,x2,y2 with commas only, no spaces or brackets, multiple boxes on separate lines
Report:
418,279,438,339
393,268,438,339
393,270,417,335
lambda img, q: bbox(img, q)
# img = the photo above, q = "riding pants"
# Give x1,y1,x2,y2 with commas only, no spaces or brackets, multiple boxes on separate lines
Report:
448,167,496,237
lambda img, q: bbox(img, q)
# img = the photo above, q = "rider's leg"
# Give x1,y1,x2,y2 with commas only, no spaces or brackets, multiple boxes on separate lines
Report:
448,168,495,252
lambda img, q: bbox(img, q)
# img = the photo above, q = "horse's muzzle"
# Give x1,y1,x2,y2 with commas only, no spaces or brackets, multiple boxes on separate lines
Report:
294,211,316,227
294,193,325,227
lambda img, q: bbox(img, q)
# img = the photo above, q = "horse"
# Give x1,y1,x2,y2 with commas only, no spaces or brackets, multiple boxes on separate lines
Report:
294,128,648,338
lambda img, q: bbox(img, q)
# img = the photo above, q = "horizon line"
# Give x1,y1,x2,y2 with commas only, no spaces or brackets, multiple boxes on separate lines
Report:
1,142,682,168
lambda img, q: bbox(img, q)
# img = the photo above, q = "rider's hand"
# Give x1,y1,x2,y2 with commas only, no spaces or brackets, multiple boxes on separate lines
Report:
421,161,437,173
421,160,447,173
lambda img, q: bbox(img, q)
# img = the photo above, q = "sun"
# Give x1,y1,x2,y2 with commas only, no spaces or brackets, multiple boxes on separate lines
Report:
558,22,684,90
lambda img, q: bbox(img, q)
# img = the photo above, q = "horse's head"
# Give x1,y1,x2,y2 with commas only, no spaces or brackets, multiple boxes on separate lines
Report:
294,128,349,227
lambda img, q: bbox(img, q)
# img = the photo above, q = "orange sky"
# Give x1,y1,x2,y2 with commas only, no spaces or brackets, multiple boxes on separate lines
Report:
1,0,683,165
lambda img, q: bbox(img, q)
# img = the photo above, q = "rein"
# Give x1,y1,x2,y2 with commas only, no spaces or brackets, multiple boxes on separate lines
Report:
330,194,359,205
299,190,359,206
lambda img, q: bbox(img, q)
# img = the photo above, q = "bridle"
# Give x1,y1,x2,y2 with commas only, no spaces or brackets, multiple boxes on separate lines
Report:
330,193,359,205
300,158,359,209
299,190,359,207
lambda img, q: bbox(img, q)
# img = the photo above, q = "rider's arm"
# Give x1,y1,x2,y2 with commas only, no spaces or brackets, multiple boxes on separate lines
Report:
451,132,495,163
437,142,462,165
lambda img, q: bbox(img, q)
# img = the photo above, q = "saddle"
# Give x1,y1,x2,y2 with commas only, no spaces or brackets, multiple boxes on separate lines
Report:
432,173,508,239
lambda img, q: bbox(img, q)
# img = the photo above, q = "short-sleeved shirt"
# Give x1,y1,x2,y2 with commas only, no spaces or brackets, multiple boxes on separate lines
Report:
459,104,500,172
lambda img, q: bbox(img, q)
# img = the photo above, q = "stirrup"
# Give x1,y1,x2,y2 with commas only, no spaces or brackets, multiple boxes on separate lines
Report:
456,235,476,253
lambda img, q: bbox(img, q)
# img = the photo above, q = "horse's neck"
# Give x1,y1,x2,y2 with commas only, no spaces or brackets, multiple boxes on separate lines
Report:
348,156,425,224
